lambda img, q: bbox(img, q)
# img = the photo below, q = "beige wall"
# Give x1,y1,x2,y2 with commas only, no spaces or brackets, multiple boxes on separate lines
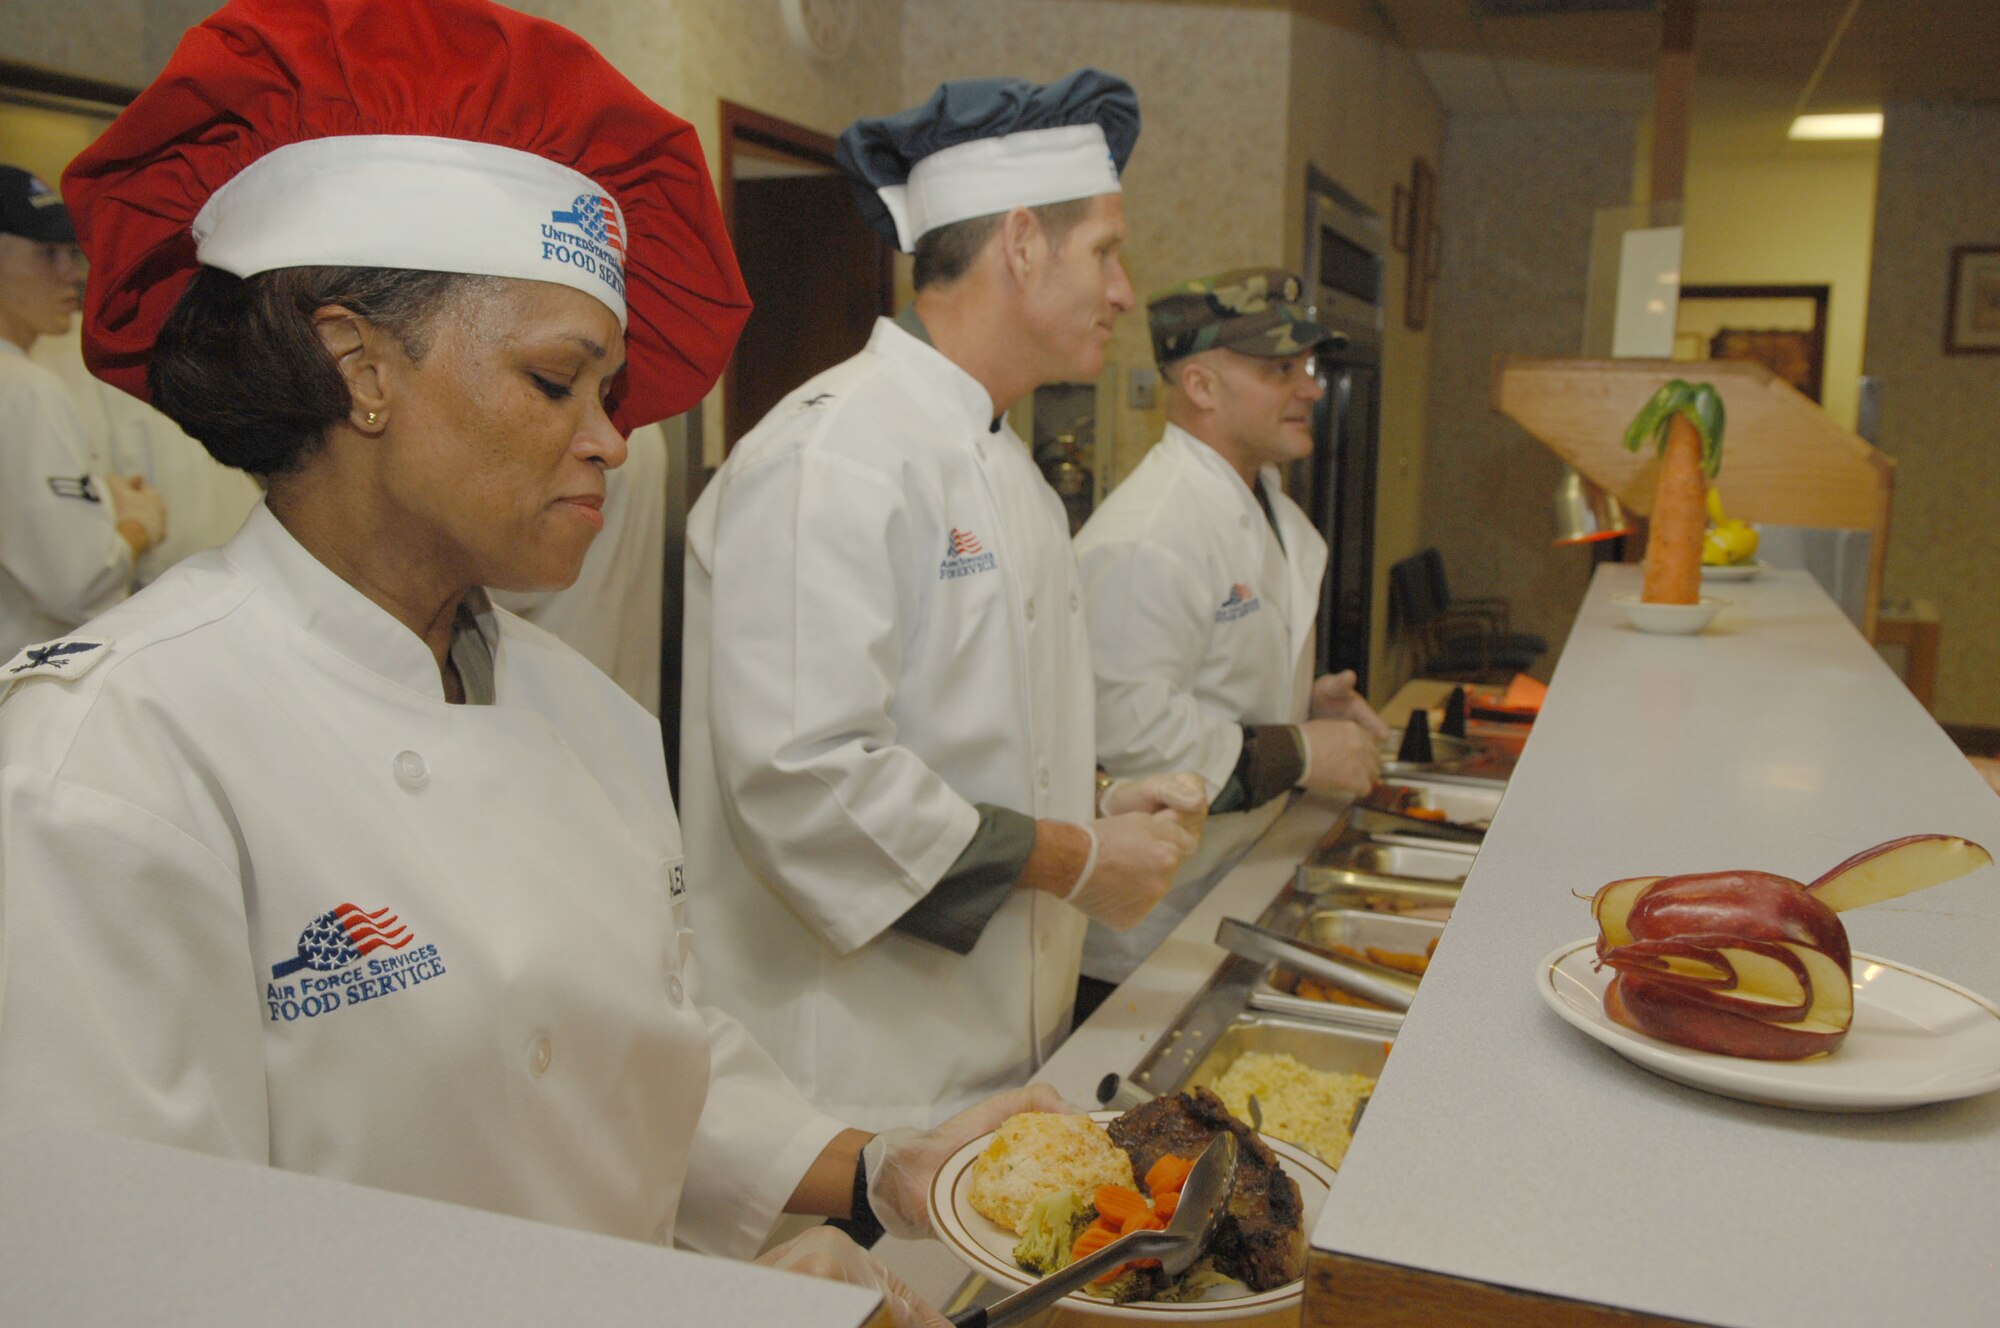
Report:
1419,112,1640,678
1680,149,1879,431
1865,102,2000,727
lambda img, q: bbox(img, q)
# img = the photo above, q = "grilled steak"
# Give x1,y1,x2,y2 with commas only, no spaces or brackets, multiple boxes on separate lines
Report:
1108,1088,1306,1292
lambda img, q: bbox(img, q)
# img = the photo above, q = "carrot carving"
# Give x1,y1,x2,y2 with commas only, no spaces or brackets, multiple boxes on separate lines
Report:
1624,379,1726,606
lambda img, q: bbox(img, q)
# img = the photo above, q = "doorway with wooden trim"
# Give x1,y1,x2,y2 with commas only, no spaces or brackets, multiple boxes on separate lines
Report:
719,102,893,450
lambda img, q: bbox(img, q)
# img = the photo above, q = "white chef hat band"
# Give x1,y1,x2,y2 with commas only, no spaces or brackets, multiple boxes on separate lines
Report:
191,136,630,327
875,123,1120,254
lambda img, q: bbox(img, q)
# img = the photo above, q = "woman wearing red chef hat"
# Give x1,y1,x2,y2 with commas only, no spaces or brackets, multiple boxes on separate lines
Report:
0,2,1059,1318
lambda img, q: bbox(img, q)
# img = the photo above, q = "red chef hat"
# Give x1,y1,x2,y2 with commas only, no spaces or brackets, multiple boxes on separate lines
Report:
62,0,747,432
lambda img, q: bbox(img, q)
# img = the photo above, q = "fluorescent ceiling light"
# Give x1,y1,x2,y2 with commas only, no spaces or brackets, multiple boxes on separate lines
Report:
1788,113,1882,141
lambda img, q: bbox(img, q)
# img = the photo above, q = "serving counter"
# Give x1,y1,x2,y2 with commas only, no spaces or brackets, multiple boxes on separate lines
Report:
892,563,2000,1327
1307,564,2000,1328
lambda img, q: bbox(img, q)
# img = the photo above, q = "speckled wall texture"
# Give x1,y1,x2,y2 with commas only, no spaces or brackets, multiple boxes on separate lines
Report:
1420,113,1638,678
1865,102,2000,727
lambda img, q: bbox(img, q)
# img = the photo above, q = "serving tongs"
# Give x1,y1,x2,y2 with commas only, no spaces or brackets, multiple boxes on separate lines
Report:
1216,916,1419,1011
947,1131,1239,1328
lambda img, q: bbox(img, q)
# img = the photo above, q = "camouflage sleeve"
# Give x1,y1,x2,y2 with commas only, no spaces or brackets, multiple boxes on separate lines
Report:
890,804,1038,954
1208,724,1305,814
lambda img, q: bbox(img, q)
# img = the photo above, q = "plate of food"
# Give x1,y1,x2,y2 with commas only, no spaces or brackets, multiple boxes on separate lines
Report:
1701,560,1764,582
930,1092,1335,1320
1539,834,2000,1111
1539,939,2000,1110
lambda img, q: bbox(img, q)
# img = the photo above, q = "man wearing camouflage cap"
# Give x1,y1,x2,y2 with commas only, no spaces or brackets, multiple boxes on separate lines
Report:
1070,267,1391,1010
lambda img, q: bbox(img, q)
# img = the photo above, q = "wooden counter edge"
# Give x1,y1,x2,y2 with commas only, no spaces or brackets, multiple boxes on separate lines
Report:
1305,1248,1718,1328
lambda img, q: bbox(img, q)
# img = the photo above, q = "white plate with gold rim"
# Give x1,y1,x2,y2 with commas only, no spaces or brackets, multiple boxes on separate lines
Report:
1538,938,2000,1112
929,1110,1334,1321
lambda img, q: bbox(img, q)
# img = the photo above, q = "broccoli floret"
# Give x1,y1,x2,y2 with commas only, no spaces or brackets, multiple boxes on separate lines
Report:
1012,1190,1093,1276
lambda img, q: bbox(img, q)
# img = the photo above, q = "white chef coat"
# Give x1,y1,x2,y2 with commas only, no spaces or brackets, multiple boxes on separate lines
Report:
0,340,135,659
681,317,1095,1130
1073,424,1328,982
0,503,843,1259
32,325,262,587
494,422,668,714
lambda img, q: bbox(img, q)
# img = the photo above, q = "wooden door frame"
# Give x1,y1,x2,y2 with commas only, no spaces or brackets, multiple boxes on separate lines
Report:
719,101,894,448
1679,282,1831,403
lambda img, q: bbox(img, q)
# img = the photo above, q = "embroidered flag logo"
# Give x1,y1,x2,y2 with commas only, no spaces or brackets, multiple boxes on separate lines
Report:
550,193,626,259
266,903,447,1023
1215,582,1262,623
938,527,997,580
272,903,412,978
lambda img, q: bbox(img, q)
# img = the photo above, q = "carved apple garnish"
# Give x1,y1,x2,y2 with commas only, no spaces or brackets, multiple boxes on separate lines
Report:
1586,836,1991,1061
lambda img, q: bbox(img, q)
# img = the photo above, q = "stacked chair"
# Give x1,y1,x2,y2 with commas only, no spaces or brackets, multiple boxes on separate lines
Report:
1388,548,1547,682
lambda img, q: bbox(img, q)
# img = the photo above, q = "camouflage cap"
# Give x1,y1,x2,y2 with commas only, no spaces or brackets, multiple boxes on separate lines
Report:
1148,267,1339,369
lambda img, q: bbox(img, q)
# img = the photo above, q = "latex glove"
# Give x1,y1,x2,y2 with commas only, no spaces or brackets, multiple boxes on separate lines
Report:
105,473,167,553
863,1082,1072,1240
756,1225,948,1328
1309,669,1392,740
1298,718,1381,795
1064,810,1198,930
1100,770,1209,836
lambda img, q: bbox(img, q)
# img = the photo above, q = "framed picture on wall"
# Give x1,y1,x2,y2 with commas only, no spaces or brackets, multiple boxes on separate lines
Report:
1943,244,2000,355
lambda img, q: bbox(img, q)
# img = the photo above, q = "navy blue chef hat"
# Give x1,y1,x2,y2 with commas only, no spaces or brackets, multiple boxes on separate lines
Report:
834,68,1140,253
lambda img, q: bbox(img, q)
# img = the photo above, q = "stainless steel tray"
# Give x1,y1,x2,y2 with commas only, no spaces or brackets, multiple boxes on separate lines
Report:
1367,776,1505,829
1129,1010,1393,1099
1326,839,1476,883
1248,910,1445,1031
1292,865,1462,913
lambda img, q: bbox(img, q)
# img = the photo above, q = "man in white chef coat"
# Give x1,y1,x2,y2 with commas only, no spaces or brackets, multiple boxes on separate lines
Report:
0,165,169,659
1072,269,1391,1017
682,71,1203,1130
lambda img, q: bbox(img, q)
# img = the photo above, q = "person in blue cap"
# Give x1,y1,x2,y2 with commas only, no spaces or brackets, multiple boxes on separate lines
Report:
681,70,1208,1133
1,164,168,659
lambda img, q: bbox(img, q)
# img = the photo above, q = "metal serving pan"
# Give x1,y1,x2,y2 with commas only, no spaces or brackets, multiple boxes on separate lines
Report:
1367,777,1505,829
1129,1011,1392,1100
1248,910,1446,1031
1326,839,1476,883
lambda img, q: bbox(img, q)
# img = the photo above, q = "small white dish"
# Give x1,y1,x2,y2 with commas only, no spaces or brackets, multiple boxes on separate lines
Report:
1537,939,2000,1112
929,1110,1335,1320
1702,561,1764,582
1611,593,1726,635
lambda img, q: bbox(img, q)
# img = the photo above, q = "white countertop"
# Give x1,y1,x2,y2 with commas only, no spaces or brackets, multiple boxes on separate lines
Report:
1312,565,2000,1327
0,1128,883,1327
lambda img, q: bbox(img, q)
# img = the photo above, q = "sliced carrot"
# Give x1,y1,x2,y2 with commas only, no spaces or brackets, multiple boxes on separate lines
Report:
1123,1211,1166,1232
1093,1184,1153,1229
1152,1189,1179,1219
1071,1221,1118,1260
1143,1153,1194,1196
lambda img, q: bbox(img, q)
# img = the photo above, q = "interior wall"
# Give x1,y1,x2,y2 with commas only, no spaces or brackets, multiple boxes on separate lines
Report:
1284,2,1445,698
1419,112,1639,677
903,0,1294,488
1680,148,1879,431
1864,101,2000,727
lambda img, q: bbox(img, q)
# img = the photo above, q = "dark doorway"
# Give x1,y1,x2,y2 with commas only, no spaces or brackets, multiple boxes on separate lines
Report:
721,102,893,449
1676,284,1830,402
